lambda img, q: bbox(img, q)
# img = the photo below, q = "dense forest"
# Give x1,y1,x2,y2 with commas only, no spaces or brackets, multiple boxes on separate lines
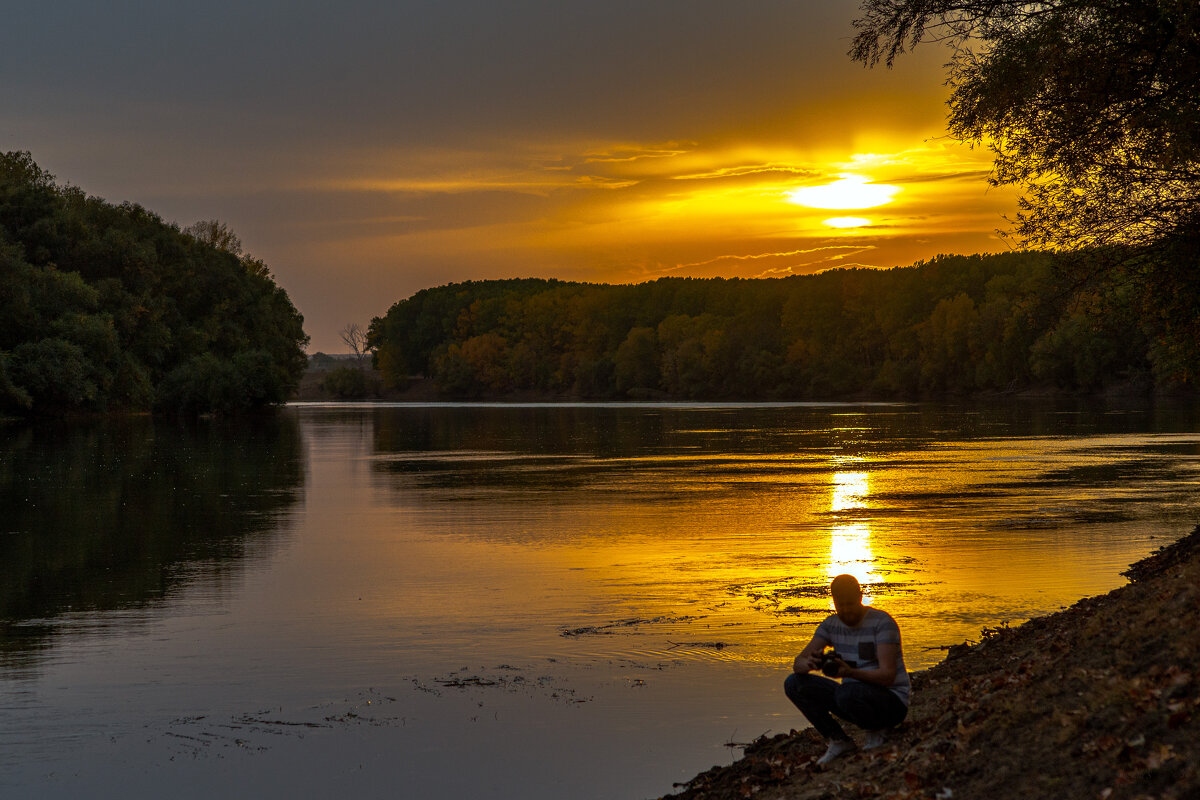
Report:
368,248,1198,400
0,152,309,415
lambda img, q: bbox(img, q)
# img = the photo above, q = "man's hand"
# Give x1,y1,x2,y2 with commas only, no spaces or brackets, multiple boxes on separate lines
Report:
793,652,818,674
792,635,832,675
828,656,851,678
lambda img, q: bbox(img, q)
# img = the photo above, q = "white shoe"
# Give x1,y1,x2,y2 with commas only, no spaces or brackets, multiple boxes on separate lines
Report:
863,729,888,750
816,738,856,765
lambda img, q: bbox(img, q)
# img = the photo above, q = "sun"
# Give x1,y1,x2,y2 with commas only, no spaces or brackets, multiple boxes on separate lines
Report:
823,217,872,228
785,174,900,210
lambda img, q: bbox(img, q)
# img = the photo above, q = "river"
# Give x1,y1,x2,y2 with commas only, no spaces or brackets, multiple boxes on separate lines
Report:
1,400,1198,799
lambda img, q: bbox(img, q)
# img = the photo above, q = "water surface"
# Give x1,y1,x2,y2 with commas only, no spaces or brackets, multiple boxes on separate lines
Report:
2,401,1198,798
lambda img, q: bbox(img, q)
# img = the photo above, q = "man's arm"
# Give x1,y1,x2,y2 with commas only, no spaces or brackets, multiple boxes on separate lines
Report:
792,635,831,674
838,641,898,686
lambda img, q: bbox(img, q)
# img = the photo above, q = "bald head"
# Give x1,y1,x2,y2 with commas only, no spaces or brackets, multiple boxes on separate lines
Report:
830,574,866,626
831,574,861,602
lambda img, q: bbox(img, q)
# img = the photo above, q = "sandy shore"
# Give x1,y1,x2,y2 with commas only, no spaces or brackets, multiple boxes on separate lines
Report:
664,525,1200,800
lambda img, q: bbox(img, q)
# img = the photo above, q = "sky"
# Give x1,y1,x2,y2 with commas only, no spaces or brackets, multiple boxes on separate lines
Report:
2,1,1020,352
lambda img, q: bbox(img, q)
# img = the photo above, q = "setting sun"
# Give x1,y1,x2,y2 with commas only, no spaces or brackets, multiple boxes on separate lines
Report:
786,174,901,210
823,216,872,228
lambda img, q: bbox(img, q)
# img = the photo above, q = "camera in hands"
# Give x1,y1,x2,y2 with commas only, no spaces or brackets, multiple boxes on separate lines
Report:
814,648,856,677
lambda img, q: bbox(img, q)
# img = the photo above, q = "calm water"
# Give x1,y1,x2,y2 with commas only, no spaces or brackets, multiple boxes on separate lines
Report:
2,401,1198,799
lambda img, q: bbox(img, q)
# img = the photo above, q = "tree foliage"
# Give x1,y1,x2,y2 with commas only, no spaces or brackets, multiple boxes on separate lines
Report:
0,151,309,415
850,0,1200,251
368,250,1193,400
320,365,375,399
182,219,244,257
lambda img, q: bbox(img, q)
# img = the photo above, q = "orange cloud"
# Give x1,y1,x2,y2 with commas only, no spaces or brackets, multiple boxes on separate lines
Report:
283,135,1018,299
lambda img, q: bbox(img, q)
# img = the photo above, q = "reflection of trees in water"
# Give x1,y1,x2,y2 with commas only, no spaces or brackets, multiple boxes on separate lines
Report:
370,405,839,498
368,402,1199,498
372,405,679,459
0,415,305,674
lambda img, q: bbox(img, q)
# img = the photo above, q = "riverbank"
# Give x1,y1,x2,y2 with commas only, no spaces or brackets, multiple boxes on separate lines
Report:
293,370,1197,405
664,525,1200,800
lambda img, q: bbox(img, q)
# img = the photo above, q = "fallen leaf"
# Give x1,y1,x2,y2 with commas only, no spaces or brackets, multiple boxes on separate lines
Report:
1145,744,1174,769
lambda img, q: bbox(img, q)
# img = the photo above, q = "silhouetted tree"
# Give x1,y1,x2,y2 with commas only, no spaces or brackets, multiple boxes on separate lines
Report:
182,219,243,256
339,322,370,368
850,0,1200,252
0,152,309,414
367,249,1195,399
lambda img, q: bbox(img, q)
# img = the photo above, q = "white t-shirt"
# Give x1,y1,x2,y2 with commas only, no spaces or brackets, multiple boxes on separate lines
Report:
815,606,911,706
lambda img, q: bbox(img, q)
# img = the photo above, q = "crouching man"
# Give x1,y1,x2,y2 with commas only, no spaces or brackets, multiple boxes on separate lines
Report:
785,573,910,765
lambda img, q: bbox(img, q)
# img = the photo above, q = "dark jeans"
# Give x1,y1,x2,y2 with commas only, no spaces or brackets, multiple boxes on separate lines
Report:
784,672,908,741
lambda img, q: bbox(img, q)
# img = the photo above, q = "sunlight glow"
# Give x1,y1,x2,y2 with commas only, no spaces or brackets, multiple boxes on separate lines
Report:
828,472,879,596
830,471,870,513
823,216,872,229
830,523,879,590
305,139,1022,313
830,523,873,570
785,174,900,210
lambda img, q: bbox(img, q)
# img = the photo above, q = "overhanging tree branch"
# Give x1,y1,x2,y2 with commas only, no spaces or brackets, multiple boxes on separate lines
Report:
850,0,1200,251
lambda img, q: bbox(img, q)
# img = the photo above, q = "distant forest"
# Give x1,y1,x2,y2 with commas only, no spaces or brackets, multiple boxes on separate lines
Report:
0,152,309,415
369,250,1198,400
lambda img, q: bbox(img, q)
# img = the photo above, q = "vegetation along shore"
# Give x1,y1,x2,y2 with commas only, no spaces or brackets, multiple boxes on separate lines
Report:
663,525,1200,800
0,152,309,417
364,255,1199,402
5,151,1198,413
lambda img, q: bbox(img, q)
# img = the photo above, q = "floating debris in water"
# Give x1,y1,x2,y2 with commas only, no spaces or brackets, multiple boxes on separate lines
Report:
666,640,736,650
559,614,706,637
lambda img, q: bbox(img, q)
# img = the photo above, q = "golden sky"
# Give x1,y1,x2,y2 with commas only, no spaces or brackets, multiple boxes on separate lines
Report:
3,1,1019,351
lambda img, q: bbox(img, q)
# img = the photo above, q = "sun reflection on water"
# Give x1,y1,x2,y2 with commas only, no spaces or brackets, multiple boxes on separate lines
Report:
828,471,880,600
830,471,869,513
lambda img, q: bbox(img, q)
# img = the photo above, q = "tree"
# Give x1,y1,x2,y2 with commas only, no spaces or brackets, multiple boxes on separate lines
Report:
8,338,95,409
613,327,660,395
182,219,243,256
919,293,981,392
850,0,1200,251
0,152,309,415
321,365,370,399
339,322,371,368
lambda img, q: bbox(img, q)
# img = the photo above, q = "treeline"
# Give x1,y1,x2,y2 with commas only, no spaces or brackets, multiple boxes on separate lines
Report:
0,152,309,415
369,250,1197,400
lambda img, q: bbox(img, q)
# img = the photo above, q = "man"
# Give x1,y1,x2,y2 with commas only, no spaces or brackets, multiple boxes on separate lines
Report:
784,574,910,765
